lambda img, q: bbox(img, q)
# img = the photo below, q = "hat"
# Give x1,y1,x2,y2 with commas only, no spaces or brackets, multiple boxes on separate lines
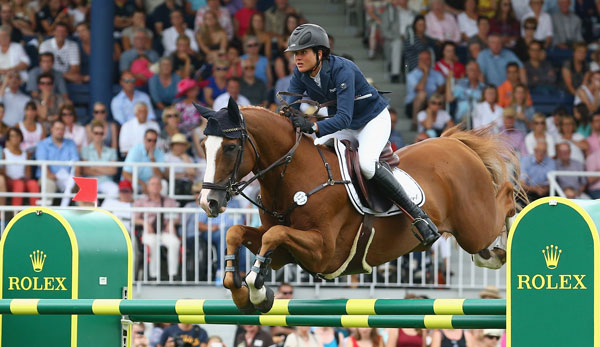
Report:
119,180,133,192
483,329,503,338
170,133,190,149
479,285,501,299
176,78,199,98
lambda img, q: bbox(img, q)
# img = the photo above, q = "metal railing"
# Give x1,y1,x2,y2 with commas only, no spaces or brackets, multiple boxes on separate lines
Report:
547,170,600,198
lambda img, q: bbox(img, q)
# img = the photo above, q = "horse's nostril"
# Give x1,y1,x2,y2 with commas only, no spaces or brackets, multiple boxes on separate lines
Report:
208,199,219,212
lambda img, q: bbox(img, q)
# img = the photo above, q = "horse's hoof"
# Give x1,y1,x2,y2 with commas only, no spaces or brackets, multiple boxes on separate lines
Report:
254,286,275,313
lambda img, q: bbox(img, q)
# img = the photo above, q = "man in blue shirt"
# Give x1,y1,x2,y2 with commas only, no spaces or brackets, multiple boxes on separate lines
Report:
35,119,80,206
477,33,526,87
405,50,445,124
110,70,156,125
520,140,555,201
123,129,165,193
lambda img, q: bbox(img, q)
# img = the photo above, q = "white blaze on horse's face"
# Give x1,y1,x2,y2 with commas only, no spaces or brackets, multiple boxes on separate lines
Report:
200,135,224,213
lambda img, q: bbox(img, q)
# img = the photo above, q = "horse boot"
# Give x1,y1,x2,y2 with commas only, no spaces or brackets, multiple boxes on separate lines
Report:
371,162,440,246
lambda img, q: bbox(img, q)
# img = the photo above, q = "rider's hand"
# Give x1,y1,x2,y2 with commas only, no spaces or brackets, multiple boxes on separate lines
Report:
291,114,315,134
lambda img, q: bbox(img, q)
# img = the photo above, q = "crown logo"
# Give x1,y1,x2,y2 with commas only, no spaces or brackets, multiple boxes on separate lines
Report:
29,250,46,272
542,245,562,270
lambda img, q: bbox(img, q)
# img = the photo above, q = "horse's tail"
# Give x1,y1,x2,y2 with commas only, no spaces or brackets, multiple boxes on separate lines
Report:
441,125,529,209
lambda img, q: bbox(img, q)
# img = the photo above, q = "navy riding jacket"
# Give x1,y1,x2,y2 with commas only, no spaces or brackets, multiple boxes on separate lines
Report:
285,55,389,137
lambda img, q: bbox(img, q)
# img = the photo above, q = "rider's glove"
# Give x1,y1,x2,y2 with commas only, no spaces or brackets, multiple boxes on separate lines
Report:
292,114,315,134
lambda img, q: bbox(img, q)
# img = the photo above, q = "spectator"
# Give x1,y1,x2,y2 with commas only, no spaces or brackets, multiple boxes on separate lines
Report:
81,119,119,198
225,45,243,79
509,84,535,132
240,59,268,107
344,329,383,347
151,0,183,37
213,78,251,111
273,55,296,106
113,0,135,34
111,70,156,125
101,180,134,232
2,127,39,206
577,0,600,43
35,119,80,206
33,72,65,130
513,17,537,63
276,13,300,52
170,34,207,80
381,0,415,83
552,0,582,49
0,71,30,127
39,22,81,83
575,70,600,114
417,93,454,137
434,41,465,79
75,21,108,84
158,323,208,347
175,78,204,137
388,107,404,150
473,85,503,131
122,9,153,51
364,0,387,59
562,42,590,96
0,103,10,145
10,1,35,37
0,3,24,42
204,60,229,108
555,141,587,198
405,50,445,124
555,114,587,162
403,16,436,72
525,41,557,93
134,175,181,281
457,0,479,42
38,0,72,35
163,10,198,57
235,325,274,347
525,113,556,157
574,102,591,137
432,330,474,346
165,133,196,193
283,327,320,347
521,0,553,47
194,0,234,40
0,25,29,82
264,0,302,36
587,143,600,199
490,0,520,48
120,29,159,73
149,57,181,112
120,102,161,157
498,107,527,156
159,106,182,152
466,16,490,57
447,61,485,123
241,35,272,88
481,330,503,347
477,33,524,87
246,13,273,61
85,102,118,151
498,62,531,107
123,129,165,192
131,322,150,347
60,104,86,151
425,0,460,43
16,101,44,154
587,113,600,154
26,53,69,101
196,10,228,64
234,0,259,39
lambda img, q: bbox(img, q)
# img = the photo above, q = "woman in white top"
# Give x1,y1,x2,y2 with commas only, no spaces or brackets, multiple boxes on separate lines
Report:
521,0,553,47
416,93,455,137
555,114,588,162
59,104,87,151
16,101,44,154
457,0,479,42
0,25,30,81
1,127,39,206
473,85,503,131
525,112,556,158
574,70,600,114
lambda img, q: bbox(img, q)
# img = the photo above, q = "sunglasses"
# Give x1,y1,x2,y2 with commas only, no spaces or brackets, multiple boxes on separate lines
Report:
39,81,52,85
146,138,157,143
165,114,179,118
484,336,500,340
94,109,106,114
247,43,259,47
280,291,293,295
122,78,136,83
215,67,228,71
93,131,104,136
61,113,74,117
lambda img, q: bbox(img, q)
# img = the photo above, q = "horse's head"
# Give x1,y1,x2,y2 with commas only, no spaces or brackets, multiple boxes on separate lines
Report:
194,98,257,217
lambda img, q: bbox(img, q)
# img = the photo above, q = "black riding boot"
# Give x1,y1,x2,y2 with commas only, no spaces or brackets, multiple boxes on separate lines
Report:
371,163,440,246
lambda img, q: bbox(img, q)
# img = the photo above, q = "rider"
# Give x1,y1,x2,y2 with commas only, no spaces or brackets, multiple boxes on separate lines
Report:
283,23,440,246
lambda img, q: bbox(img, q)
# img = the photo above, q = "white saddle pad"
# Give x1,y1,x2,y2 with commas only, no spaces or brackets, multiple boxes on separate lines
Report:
333,139,425,217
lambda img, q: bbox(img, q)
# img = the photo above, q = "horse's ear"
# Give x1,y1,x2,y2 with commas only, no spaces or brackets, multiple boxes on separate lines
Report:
227,97,241,123
193,102,216,119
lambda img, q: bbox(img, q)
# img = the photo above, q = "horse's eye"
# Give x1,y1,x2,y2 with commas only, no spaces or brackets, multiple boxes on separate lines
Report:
224,144,237,152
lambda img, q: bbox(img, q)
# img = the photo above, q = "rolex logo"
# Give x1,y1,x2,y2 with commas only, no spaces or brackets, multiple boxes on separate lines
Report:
29,250,46,273
542,245,562,270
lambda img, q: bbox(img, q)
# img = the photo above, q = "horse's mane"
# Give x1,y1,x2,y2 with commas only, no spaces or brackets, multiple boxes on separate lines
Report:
240,105,291,121
441,125,528,208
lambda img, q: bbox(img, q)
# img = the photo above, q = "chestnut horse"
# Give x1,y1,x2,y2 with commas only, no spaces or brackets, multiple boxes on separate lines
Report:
196,99,523,313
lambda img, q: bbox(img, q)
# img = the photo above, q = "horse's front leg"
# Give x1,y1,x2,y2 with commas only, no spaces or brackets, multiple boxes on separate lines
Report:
246,226,327,312
223,224,265,314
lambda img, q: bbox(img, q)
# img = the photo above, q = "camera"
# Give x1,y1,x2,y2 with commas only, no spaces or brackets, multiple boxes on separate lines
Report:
173,336,192,347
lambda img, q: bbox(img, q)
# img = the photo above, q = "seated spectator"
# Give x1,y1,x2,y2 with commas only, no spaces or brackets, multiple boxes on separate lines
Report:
111,70,156,125
170,34,206,80
74,21,103,84
552,0,583,49
447,61,485,122
113,0,135,34
159,106,182,152
235,325,273,347
68,0,88,26
234,0,259,39
546,106,567,139
0,71,30,127
194,0,234,40
276,13,300,52
33,72,65,131
60,104,86,151
273,55,296,106
381,0,414,83
0,3,25,41
555,141,587,198
521,0,553,47
38,0,72,35
10,1,35,37
575,70,600,114
554,114,587,162
490,0,520,47
477,33,524,87
241,35,272,88
457,0,479,42
405,50,445,124
213,77,251,111
151,0,183,37
129,54,154,88
81,119,119,198
388,107,404,150
240,59,268,107
473,85,503,131
416,93,454,138
586,113,600,155
119,29,159,73
513,17,537,62
574,103,591,137
0,102,10,146
131,323,150,347
562,42,589,96
526,113,556,157
196,10,228,64
39,22,81,83
203,60,229,108
0,25,29,82
424,0,460,43
2,127,39,206
162,10,198,57
467,16,490,56
85,102,118,150
165,133,196,196
133,175,180,280
35,119,80,206
225,45,243,79
149,57,180,113
498,62,531,107
100,180,134,232
121,9,153,51
498,107,527,156
16,101,44,154
119,102,161,157
159,322,208,347
520,140,555,201
509,84,535,132
525,41,557,93
175,78,204,137
586,146,600,198
246,13,273,60
123,129,165,192
591,48,600,73
434,41,465,79
403,15,436,72
431,330,474,347
26,53,69,101
265,0,302,37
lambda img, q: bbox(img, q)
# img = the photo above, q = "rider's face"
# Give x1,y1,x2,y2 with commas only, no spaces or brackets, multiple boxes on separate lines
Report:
294,49,317,73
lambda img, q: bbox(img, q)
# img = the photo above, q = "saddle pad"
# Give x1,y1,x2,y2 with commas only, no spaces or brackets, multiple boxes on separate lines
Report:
333,139,425,217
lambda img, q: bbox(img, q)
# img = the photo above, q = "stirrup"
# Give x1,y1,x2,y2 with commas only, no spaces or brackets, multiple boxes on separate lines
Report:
410,217,440,246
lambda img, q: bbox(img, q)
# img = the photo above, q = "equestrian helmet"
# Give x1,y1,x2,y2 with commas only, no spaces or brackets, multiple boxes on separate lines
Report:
285,24,330,52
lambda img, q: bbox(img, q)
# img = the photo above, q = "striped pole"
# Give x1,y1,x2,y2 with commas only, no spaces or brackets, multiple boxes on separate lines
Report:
128,314,506,329
0,299,506,316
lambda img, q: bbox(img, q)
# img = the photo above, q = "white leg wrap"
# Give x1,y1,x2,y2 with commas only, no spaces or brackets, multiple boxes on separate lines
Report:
246,261,267,305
